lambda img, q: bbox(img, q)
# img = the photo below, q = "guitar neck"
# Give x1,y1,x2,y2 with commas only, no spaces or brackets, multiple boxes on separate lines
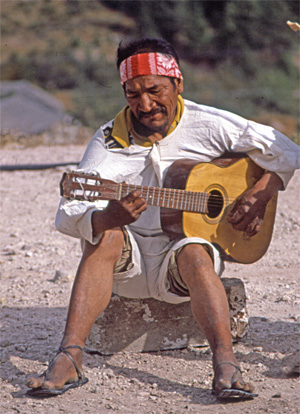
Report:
120,183,210,213
61,172,210,214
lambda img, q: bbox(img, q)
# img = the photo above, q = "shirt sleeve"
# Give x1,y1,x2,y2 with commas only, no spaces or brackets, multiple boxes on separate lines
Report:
55,128,109,244
222,117,300,189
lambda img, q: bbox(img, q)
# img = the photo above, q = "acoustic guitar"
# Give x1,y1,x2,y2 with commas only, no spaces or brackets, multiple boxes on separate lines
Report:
60,156,277,264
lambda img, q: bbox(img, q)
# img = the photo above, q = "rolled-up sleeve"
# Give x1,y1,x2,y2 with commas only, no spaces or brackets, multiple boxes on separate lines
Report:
223,118,300,189
55,198,109,244
55,127,110,244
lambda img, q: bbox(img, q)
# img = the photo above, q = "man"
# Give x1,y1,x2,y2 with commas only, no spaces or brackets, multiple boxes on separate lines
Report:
27,37,299,400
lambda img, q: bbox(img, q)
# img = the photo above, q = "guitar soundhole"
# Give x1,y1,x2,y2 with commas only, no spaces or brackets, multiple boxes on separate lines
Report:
207,190,224,218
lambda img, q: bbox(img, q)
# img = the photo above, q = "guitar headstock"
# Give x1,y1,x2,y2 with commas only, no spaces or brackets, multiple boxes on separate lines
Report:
60,171,119,202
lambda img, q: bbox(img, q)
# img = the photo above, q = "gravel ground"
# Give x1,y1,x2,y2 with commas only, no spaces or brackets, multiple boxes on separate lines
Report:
0,144,299,414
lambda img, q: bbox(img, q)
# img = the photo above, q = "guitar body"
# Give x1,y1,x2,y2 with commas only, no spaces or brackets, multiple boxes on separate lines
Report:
161,157,277,264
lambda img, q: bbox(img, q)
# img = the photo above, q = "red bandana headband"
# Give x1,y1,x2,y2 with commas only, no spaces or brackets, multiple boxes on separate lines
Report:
120,52,183,85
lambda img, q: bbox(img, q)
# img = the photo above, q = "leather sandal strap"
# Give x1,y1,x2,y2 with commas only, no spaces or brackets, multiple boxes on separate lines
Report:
214,361,241,373
58,346,85,381
60,345,85,352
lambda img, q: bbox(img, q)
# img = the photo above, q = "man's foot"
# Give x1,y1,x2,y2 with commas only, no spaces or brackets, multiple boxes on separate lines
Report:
26,345,88,397
212,357,258,400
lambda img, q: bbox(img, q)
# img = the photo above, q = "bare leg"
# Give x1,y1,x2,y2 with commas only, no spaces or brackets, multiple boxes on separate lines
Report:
27,229,124,390
176,244,254,395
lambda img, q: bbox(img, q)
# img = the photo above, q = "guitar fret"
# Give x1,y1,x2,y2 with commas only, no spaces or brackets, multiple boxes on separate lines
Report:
172,189,175,208
191,192,194,211
203,193,208,213
162,188,166,207
171,189,175,208
198,192,202,212
191,192,195,212
175,189,180,210
187,191,192,211
192,192,196,212
184,192,188,211
194,191,198,212
156,187,161,207
195,191,200,212
203,193,207,213
195,192,199,212
167,188,171,208
193,192,197,211
201,192,206,213
149,187,154,205
205,193,209,213
179,190,184,210
198,192,203,213
166,189,170,208
179,190,183,209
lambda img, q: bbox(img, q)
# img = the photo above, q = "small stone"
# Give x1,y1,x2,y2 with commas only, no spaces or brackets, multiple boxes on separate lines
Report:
105,403,114,409
51,270,72,283
21,244,31,251
0,340,11,347
15,344,27,352
272,392,282,398
105,369,115,378
4,249,16,256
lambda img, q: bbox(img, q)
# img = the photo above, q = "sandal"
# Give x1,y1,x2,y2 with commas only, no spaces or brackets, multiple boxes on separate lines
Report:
213,361,258,400
26,345,89,397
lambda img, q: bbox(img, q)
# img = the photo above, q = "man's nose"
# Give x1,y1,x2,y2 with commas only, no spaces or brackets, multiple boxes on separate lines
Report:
139,93,154,112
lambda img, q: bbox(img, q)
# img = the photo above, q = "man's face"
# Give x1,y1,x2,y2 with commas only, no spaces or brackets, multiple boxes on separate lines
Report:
124,75,183,136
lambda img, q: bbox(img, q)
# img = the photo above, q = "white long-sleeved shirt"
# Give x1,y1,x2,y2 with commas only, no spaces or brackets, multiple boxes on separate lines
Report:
56,99,299,244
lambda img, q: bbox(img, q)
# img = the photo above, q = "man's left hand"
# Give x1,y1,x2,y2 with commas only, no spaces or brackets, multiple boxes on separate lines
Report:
228,171,283,237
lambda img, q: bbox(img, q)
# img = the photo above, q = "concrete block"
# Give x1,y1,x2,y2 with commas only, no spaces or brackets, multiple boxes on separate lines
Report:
86,277,248,354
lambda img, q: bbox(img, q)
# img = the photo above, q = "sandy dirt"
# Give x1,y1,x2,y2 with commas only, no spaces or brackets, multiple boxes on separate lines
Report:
0,144,299,414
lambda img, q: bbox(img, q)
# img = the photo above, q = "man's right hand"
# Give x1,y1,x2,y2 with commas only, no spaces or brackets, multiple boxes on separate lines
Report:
92,190,147,237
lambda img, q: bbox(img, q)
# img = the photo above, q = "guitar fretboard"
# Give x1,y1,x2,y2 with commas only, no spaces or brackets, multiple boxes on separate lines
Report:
120,183,210,213
61,172,211,214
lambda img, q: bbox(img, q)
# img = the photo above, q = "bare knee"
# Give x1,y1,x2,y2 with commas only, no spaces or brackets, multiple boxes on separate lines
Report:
178,244,213,268
177,244,215,286
83,228,125,263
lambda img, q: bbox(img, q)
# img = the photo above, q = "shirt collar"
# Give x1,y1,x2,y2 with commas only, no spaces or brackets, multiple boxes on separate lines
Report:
111,96,184,148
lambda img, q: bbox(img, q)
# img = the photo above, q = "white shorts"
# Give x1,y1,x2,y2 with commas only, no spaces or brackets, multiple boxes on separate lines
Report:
112,227,224,304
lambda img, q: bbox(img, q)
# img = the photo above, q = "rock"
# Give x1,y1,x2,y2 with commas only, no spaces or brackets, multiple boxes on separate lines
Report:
86,277,249,354
50,270,71,283
272,392,282,398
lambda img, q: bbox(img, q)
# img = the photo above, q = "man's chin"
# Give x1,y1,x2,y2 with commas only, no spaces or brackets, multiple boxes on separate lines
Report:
133,113,169,135
140,119,169,134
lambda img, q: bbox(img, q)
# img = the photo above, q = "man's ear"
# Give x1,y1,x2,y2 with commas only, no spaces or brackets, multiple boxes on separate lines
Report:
177,78,184,94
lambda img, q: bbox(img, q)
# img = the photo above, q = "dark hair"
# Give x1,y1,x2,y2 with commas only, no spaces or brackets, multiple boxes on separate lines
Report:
116,37,180,69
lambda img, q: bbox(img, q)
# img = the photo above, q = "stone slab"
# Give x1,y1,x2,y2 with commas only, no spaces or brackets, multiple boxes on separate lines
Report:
86,277,248,354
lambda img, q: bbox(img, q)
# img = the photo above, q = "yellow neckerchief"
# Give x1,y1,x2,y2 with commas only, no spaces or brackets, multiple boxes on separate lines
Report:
111,95,184,148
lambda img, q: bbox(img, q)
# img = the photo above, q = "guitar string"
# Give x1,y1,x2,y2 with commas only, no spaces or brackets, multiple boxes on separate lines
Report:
74,184,236,207
70,175,240,210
